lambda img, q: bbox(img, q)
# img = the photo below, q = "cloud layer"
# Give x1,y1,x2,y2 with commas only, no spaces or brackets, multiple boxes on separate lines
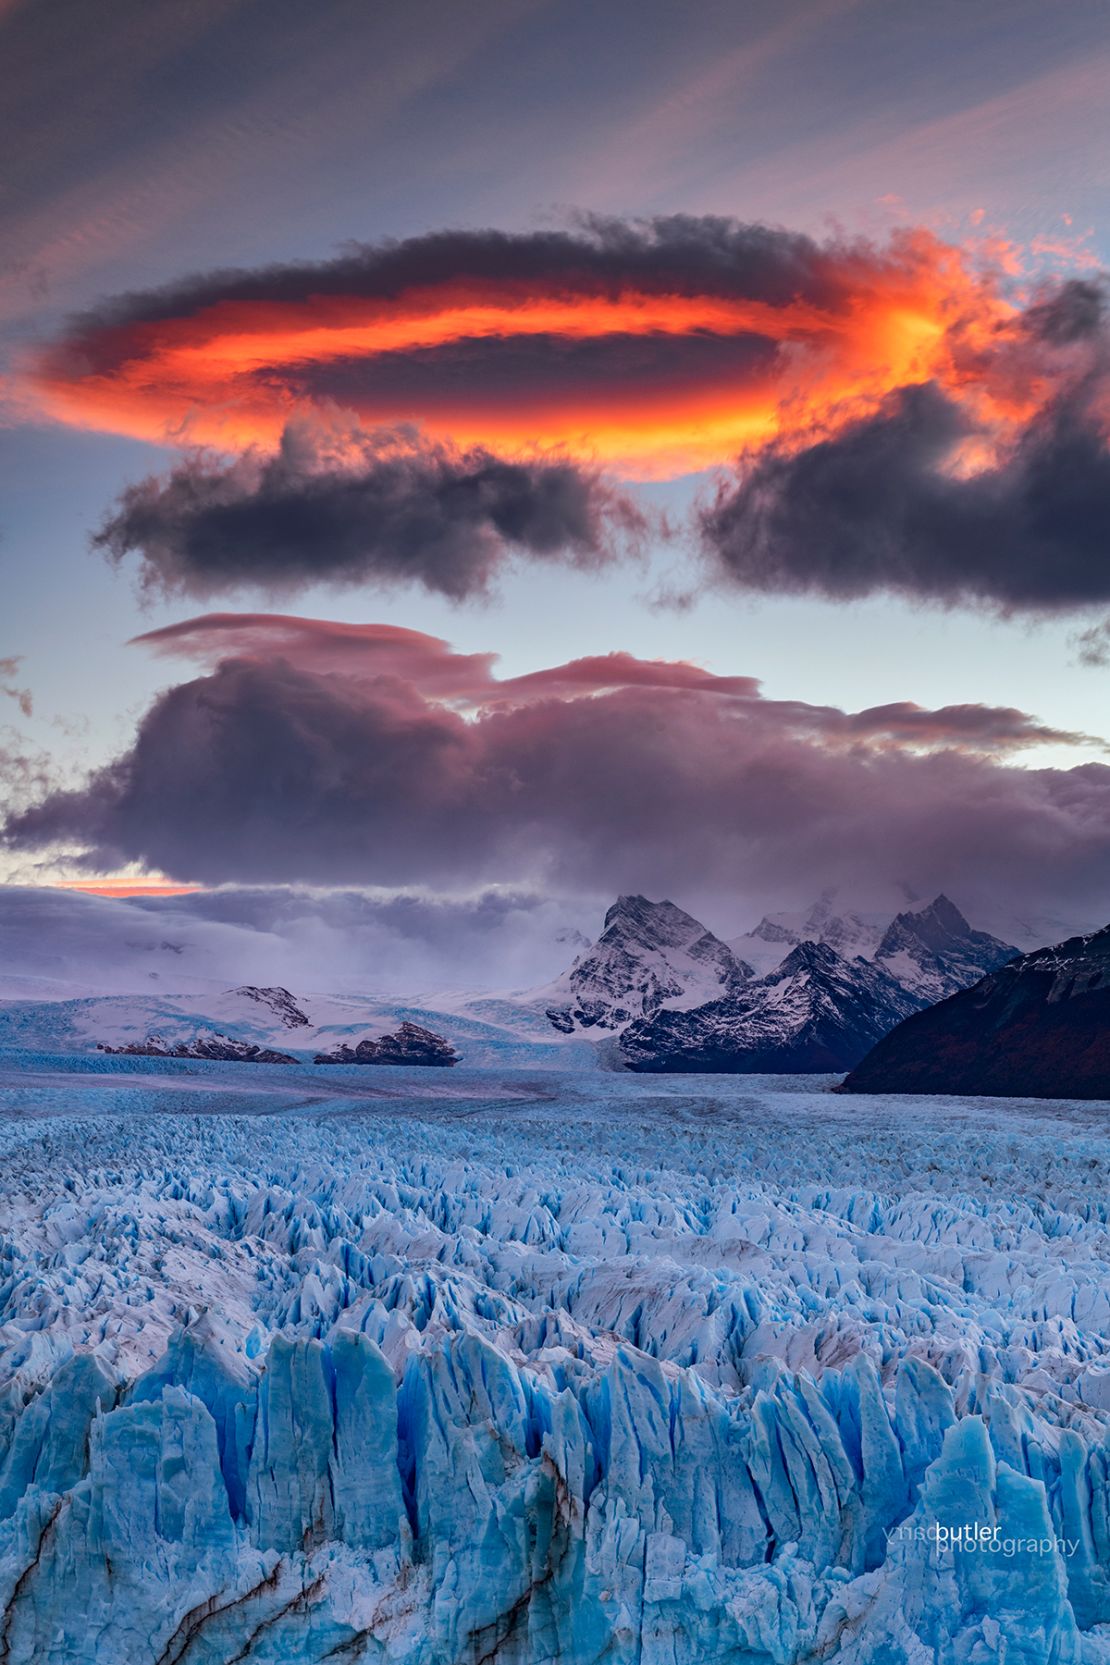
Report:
6,615,1108,921
0,882,588,998
25,217,1110,612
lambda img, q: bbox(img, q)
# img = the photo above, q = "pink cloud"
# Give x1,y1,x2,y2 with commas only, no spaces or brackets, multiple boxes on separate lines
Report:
5,618,1106,923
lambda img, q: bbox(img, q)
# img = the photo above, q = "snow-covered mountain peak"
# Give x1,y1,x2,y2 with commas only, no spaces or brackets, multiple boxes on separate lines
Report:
602,893,716,951
537,895,752,1033
731,897,891,974
770,938,838,974
873,894,1016,1003
228,985,311,1028
747,914,802,948
619,936,921,1073
889,891,967,941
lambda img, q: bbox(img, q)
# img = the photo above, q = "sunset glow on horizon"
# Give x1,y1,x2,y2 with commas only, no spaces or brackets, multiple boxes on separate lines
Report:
56,879,203,898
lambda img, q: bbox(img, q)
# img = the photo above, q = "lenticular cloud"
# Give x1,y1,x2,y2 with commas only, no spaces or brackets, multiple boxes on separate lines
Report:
29,219,1110,613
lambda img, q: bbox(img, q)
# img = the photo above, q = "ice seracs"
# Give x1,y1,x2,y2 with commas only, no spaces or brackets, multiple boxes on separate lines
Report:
0,1067,1107,1661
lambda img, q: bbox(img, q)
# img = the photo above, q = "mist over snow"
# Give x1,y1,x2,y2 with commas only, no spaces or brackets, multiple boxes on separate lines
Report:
0,884,598,1001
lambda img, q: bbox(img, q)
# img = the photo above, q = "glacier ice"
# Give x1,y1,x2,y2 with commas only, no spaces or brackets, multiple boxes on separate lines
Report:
0,1057,1108,1661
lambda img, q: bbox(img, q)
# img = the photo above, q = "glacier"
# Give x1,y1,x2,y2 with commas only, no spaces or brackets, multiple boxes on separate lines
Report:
0,1053,1108,1661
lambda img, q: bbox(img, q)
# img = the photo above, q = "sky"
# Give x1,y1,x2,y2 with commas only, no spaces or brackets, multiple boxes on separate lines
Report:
2,0,1110,979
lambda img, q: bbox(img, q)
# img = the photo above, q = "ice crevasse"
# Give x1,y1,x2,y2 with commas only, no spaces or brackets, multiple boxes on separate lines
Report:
0,1076,1109,1662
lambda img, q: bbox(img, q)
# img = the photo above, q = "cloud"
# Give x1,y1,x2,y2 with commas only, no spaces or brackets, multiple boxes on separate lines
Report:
130,612,764,703
28,216,1110,612
700,277,1110,613
93,420,644,601
130,612,1092,746
0,656,32,717
27,214,1013,479
0,728,53,821
5,618,1108,921
1073,619,1110,666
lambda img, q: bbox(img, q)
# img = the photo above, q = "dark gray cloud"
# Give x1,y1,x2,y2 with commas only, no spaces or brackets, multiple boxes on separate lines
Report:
61,231,1110,615
93,424,643,601
1021,277,1108,345
700,374,1110,613
60,214,872,342
7,634,1110,921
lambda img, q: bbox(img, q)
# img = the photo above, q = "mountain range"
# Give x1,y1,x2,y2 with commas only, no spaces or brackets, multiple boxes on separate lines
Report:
619,940,921,1073
729,898,889,975
537,891,1017,1073
0,887,1026,1077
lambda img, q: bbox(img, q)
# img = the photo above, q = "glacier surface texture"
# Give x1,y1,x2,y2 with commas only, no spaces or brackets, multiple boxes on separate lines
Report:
0,1057,1109,1662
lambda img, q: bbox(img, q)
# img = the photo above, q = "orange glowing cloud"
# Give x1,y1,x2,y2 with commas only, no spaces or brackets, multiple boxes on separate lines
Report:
26,219,1028,478
57,879,202,897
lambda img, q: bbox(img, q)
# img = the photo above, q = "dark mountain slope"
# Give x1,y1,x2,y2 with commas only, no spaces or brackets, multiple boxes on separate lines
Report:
841,926,1110,1099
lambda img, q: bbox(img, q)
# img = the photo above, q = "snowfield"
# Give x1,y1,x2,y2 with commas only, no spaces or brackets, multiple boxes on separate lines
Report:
0,1056,1109,1662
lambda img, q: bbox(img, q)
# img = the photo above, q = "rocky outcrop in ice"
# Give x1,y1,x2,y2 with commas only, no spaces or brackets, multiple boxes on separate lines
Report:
98,1032,299,1063
312,1021,458,1066
0,1068,1108,1661
230,986,312,1028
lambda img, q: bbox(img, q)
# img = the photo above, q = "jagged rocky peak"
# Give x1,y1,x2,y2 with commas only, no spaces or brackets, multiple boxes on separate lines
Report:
748,915,801,946
537,888,1020,1059
620,938,920,1074
843,922,1110,1099
733,890,1015,988
872,894,1016,1003
540,894,752,1034
228,985,311,1028
619,895,1021,1077
314,1021,458,1067
878,893,983,955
